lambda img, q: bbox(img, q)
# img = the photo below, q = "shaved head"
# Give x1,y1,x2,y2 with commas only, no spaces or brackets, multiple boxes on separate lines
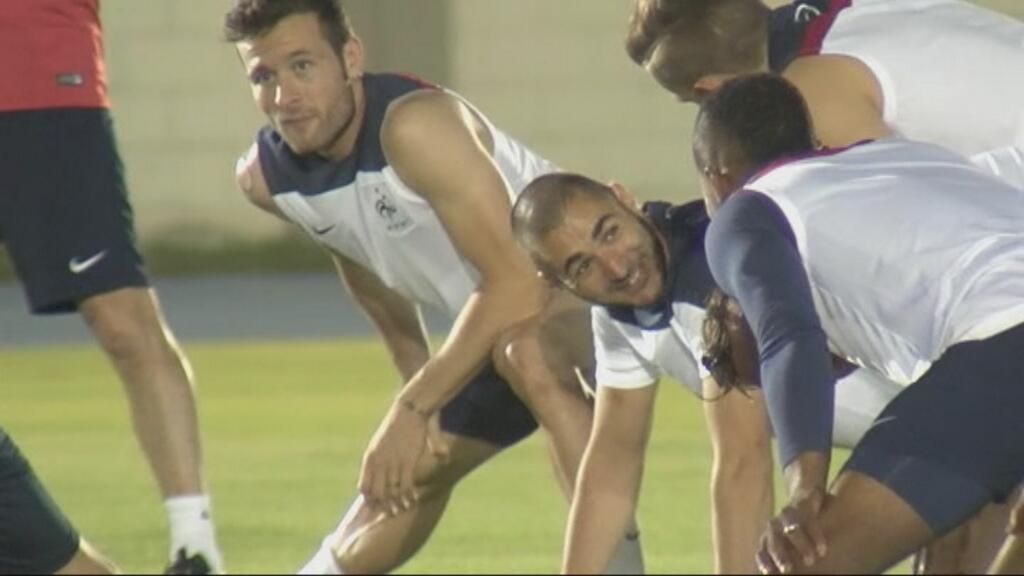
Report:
511,173,619,268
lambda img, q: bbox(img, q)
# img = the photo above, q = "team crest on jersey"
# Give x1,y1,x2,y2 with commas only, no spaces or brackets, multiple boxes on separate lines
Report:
371,187,414,234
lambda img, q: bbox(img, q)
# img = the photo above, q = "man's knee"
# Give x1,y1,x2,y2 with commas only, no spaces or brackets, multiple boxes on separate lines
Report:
798,471,934,573
493,325,579,404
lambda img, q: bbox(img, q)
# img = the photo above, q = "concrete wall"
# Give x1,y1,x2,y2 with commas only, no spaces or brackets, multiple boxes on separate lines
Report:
101,1,1024,243
101,0,449,243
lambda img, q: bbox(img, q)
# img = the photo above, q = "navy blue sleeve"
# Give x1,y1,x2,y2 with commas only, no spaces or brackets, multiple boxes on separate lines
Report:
705,191,835,467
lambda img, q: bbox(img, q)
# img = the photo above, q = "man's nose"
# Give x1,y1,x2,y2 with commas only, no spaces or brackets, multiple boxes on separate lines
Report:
274,76,301,108
600,249,631,282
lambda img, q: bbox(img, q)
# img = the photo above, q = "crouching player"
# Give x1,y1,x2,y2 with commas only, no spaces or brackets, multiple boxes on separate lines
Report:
510,173,902,574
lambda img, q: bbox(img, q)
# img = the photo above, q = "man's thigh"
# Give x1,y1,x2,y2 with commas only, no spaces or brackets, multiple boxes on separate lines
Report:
0,108,147,315
438,363,539,449
794,470,934,574
822,322,1024,574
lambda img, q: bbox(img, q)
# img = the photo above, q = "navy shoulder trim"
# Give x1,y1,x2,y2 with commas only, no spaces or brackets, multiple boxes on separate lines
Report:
256,72,438,196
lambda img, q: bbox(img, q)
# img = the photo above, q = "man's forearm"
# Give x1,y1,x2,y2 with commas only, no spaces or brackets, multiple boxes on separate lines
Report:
400,281,543,412
563,450,641,574
784,451,831,497
711,465,774,574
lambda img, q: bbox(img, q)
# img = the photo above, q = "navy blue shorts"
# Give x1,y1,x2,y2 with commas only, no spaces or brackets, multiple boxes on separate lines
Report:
843,321,1024,535
439,364,538,448
0,108,148,314
0,428,79,575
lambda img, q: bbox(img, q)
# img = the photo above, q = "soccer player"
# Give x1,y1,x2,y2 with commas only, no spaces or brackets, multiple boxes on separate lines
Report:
695,73,1024,574
224,0,643,572
0,427,118,575
509,172,901,574
625,0,1024,189
0,2,222,573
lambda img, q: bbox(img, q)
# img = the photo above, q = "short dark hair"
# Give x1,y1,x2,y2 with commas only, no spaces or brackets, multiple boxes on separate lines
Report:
224,0,353,54
693,73,816,177
511,173,617,277
626,0,768,100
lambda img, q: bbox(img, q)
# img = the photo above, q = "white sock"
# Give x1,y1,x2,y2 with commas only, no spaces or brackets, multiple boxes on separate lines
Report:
605,531,644,575
165,494,223,572
297,537,343,575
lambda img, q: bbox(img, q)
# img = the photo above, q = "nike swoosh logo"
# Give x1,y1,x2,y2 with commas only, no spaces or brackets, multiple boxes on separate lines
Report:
313,224,336,235
794,4,822,23
69,251,108,274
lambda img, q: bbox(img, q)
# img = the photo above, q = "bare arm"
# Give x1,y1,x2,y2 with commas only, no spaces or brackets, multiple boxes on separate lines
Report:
563,384,657,574
332,252,430,382
702,291,776,573
380,90,547,413
358,90,548,507
703,377,774,575
235,143,431,380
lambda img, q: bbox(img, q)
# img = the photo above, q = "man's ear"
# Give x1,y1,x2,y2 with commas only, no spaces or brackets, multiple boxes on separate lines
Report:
343,35,365,82
609,181,641,209
537,269,564,289
701,165,737,211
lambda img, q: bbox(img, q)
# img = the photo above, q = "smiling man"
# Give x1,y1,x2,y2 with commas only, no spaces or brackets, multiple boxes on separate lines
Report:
510,173,901,574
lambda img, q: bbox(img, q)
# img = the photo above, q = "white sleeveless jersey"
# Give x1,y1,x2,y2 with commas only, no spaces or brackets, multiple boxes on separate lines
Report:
257,73,556,319
592,202,898,447
747,137,1024,385
783,0,1024,187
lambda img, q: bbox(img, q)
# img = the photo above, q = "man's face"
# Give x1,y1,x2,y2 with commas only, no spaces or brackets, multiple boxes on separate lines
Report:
535,193,665,308
236,13,361,159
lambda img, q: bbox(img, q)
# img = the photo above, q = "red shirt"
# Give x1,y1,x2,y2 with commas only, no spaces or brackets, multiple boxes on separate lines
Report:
0,0,110,111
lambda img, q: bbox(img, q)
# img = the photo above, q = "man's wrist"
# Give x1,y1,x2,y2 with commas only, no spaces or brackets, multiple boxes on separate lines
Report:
784,451,830,496
397,395,431,419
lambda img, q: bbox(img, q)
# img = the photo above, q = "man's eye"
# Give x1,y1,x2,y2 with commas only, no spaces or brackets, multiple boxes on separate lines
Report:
603,225,619,242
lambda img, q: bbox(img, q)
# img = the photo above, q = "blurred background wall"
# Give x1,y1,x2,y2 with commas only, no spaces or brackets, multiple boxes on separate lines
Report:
94,0,1024,263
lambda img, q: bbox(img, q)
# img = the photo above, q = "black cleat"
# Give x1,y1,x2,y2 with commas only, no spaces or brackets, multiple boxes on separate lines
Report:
164,548,213,575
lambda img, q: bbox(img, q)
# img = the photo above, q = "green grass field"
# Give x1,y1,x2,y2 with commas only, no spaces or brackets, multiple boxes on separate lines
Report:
1,339,855,574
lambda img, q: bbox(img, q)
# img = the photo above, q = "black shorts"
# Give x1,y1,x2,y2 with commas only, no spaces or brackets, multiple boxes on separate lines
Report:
439,364,538,448
843,321,1024,535
0,428,79,575
0,107,148,314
